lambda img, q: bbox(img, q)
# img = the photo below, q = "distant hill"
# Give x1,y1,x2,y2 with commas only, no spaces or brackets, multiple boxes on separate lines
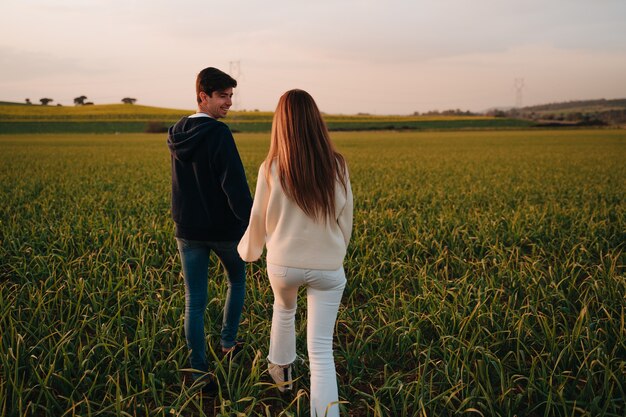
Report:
0,101,31,106
486,98,626,126
0,103,195,121
521,98,626,113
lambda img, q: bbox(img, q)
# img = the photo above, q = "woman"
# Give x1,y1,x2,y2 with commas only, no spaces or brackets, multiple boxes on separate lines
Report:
238,89,353,417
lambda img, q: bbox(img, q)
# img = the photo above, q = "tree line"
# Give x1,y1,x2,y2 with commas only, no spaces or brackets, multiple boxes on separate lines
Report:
25,97,137,106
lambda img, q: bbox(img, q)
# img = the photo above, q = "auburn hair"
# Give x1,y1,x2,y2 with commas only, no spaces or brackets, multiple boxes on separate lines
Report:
265,89,347,223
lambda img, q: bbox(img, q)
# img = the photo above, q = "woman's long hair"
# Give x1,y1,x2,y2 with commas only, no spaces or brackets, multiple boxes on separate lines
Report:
265,89,347,223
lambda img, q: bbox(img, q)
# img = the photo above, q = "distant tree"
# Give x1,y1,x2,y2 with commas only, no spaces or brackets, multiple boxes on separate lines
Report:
25,98,32,105
74,95,87,105
40,98,53,106
57,103,63,107
566,112,583,122
439,108,476,116
486,109,508,117
121,97,137,104
84,102,94,106
493,110,507,118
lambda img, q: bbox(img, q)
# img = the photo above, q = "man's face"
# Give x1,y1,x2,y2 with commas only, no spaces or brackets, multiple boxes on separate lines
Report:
200,87,233,119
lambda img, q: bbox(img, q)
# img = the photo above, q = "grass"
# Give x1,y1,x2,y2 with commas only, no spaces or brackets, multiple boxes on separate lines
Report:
1,129,625,416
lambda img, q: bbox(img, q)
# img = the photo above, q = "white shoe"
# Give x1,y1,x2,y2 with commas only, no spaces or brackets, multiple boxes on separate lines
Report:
268,362,293,392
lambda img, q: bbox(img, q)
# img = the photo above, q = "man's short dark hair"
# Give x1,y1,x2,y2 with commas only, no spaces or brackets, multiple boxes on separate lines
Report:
196,67,237,103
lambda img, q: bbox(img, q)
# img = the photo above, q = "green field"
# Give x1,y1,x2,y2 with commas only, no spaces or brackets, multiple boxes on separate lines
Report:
0,103,533,134
1,130,625,416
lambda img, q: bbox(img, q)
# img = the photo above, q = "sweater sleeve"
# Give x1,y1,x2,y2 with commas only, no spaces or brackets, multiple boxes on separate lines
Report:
338,171,353,248
213,128,253,224
237,163,269,262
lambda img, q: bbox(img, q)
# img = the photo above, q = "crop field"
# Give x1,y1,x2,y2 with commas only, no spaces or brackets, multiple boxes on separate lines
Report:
0,129,625,416
0,103,532,134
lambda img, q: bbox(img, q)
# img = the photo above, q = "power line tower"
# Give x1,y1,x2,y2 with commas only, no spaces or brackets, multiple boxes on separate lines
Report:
514,78,525,108
229,61,241,111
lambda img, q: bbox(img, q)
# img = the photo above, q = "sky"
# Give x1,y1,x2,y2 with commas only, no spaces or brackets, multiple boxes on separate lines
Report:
1,0,626,115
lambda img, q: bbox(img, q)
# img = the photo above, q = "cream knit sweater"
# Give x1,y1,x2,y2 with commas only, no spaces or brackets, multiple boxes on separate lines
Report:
237,160,353,270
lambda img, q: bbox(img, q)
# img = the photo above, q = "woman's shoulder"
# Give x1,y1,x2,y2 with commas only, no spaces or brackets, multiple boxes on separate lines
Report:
256,160,280,189
334,154,350,179
260,158,279,175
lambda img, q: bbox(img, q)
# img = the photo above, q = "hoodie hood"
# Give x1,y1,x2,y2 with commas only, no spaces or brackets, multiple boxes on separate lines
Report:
167,117,223,161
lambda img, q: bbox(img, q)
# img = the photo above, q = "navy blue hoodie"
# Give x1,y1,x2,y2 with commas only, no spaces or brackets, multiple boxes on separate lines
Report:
167,116,252,241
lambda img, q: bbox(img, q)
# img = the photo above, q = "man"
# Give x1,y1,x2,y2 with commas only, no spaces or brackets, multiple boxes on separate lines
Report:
167,67,252,392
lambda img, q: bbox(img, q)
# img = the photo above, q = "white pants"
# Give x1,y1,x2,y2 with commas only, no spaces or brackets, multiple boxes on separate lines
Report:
267,263,346,417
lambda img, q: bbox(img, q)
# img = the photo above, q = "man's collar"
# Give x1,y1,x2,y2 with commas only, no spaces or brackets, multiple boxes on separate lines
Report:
189,112,212,119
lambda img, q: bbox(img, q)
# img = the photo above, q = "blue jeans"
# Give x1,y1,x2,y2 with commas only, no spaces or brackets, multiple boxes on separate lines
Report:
176,238,246,376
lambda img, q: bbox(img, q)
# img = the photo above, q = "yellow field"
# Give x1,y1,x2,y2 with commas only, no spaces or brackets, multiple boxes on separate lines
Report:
0,103,492,122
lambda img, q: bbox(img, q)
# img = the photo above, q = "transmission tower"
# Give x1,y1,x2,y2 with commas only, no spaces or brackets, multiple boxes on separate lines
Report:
514,78,525,108
229,61,241,111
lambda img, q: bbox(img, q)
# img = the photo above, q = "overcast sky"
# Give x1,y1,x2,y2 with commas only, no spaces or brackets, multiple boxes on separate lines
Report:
1,0,626,114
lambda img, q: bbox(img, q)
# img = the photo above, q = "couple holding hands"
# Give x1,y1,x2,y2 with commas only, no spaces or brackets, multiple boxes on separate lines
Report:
167,66,353,417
